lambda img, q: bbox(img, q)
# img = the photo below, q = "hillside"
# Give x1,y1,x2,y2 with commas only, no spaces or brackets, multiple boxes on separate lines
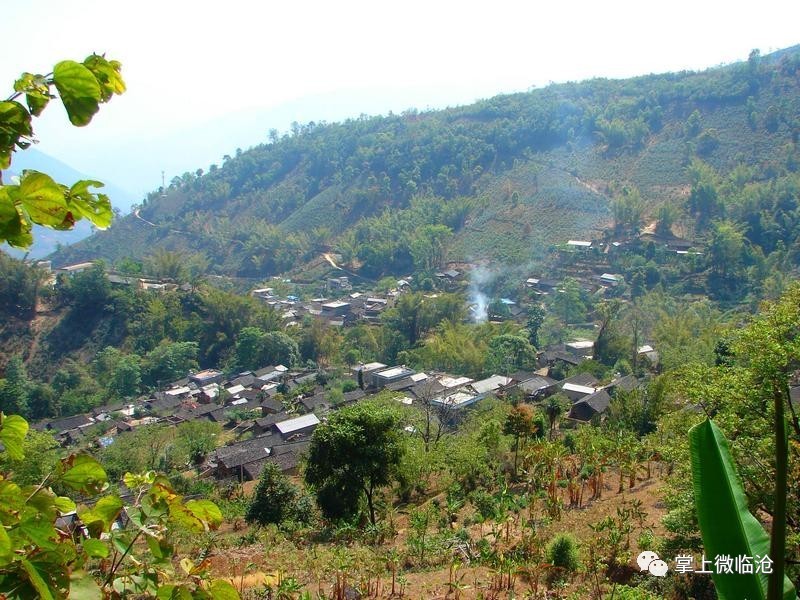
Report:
50,46,800,277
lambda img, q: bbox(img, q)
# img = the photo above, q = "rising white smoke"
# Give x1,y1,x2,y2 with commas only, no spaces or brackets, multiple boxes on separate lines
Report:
468,265,494,323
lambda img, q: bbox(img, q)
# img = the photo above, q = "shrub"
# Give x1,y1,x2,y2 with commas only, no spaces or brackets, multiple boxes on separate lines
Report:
547,533,580,582
246,462,302,526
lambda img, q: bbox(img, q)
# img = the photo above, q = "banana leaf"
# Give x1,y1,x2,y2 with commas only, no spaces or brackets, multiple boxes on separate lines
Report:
690,419,797,600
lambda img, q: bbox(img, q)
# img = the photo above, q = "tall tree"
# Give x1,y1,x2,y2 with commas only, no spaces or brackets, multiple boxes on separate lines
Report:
0,355,29,417
526,304,545,349
305,400,404,525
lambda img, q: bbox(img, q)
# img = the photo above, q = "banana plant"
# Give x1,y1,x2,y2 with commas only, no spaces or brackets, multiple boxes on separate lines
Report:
690,419,796,600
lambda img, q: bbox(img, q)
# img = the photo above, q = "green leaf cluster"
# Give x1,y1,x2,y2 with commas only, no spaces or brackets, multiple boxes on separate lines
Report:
1,54,124,248
0,413,237,599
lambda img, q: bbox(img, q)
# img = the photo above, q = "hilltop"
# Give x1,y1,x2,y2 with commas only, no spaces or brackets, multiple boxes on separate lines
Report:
49,46,800,280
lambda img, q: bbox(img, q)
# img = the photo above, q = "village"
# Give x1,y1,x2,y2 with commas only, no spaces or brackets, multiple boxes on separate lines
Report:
31,231,705,491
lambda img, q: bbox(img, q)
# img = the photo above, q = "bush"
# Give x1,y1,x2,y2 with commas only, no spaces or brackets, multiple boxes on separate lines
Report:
547,533,580,582
246,463,304,526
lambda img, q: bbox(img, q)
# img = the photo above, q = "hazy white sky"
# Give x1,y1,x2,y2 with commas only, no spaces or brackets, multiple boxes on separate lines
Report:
2,0,799,196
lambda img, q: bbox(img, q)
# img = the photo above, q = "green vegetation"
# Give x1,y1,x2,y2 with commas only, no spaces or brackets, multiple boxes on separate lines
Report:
49,46,800,279
1,55,125,248
2,45,800,599
0,413,237,598
305,400,404,525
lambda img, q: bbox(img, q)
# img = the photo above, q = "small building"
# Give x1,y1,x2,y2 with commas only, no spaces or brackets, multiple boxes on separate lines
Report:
566,240,592,250
189,369,224,386
568,389,612,422
436,269,461,281
273,413,321,440
321,300,351,318
560,373,599,402
517,375,559,401
327,276,352,292
566,340,594,358
165,386,192,398
599,273,623,286
431,390,480,410
355,362,387,388
438,375,473,389
55,262,96,276
372,366,415,390
637,344,659,365
469,375,513,395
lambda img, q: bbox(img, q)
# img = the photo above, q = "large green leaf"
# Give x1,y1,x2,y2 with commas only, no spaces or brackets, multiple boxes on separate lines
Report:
690,419,797,600
0,100,32,169
17,171,74,230
52,61,102,126
0,187,33,248
20,559,55,600
208,580,241,599
82,538,109,559
79,494,122,534
66,180,113,229
0,524,12,566
0,413,29,461
69,571,103,600
83,54,126,102
184,499,223,529
58,454,108,494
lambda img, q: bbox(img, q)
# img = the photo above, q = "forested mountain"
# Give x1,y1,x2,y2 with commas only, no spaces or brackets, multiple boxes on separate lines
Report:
50,47,800,281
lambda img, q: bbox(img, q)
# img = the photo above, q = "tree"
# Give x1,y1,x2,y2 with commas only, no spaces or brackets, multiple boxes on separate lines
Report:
708,220,746,280
1,55,125,248
594,300,626,366
543,394,568,440
485,334,537,375
504,404,542,477
526,304,545,348
246,462,302,526
409,224,452,271
655,204,677,236
141,341,199,388
145,248,188,282
551,278,586,324
0,355,29,417
305,400,404,525
611,187,644,235
687,159,722,229
175,420,220,465
59,263,111,313
414,378,455,452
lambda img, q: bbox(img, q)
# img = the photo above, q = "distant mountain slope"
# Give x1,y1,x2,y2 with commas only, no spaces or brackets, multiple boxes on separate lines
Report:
3,149,137,259
50,46,800,275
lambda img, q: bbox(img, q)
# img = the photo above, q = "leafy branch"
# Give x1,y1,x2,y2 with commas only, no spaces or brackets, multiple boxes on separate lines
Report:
0,54,125,248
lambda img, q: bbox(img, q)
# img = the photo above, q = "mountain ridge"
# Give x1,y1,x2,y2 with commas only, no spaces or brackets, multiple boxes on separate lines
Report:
48,45,800,279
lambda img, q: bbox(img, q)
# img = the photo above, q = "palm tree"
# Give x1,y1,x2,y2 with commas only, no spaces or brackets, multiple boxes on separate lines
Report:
543,394,568,440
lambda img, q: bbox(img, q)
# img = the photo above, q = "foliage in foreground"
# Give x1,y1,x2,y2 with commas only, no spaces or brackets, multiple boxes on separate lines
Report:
1,55,125,248
0,412,239,599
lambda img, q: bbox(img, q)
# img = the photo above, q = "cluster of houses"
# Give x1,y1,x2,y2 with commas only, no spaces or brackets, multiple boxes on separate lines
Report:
34,335,652,487
250,279,398,328
36,260,191,293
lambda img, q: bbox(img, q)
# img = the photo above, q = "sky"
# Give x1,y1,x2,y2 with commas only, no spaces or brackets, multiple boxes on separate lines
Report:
2,0,799,202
